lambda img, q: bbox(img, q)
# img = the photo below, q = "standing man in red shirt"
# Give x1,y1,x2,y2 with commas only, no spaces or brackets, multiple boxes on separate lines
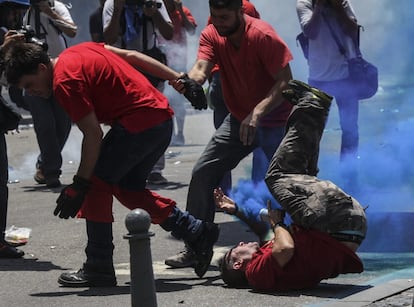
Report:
161,0,197,145
3,41,219,286
216,80,367,291
165,0,293,267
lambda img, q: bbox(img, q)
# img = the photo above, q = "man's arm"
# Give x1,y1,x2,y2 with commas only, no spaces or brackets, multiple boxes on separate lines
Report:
187,59,214,85
329,0,358,40
75,112,103,180
36,1,77,37
176,3,196,35
240,64,292,146
104,44,181,80
144,5,173,40
268,208,295,267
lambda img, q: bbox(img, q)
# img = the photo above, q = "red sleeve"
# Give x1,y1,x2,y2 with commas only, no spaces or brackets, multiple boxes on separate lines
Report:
183,7,197,26
243,0,260,18
197,26,217,64
259,30,293,77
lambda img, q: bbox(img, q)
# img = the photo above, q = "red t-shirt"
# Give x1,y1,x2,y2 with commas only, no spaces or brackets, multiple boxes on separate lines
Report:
208,0,260,74
53,42,173,132
199,15,293,127
245,228,364,292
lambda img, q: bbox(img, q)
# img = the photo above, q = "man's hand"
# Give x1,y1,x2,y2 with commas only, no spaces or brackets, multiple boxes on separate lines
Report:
267,201,285,228
178,74,207,110
213,187,237,215
1,31,25,50
53,175,91,219
239,113,257,146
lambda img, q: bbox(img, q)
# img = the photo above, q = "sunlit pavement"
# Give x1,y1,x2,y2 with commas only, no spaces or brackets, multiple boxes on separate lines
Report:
1,102,413,306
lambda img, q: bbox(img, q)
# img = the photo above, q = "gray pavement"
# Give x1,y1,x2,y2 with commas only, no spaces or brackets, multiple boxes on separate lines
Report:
1,111,413,307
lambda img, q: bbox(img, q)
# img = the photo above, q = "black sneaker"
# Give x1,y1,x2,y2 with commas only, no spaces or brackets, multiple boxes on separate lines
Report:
286,80,333,109
0,242,24,258
189,222,220,278
58,264,117,287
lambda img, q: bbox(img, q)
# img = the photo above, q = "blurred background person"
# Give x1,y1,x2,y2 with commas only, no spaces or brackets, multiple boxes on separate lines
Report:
296,0,360,191
103,0,173,185
89,0,105,42
0,0,29,258
23,0,77,188
161,0,196,146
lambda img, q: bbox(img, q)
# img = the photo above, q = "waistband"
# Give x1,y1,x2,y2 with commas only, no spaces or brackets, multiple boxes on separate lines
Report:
330,232,365,245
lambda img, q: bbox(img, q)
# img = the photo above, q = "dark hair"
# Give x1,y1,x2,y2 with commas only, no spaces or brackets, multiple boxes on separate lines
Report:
4,42,50,85
209,0,242,10
218,248,249,288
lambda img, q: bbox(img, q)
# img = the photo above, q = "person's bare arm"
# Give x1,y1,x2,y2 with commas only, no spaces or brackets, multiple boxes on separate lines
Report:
240,64,292,146
104,44,181,80
268,205,295,267
175,1,196,35
329,0,358,40
144,5,173,40
75,112,103,180
187,59,213,85
36,1,77,37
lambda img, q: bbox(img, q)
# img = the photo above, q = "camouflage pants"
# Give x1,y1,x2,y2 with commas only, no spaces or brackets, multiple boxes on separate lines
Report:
265,99,367,237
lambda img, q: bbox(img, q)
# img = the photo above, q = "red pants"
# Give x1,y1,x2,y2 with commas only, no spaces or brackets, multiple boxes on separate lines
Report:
78,176,176,223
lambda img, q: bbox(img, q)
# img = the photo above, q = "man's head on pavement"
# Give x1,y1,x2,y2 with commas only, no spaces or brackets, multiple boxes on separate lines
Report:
209,0,243,37
4,42,53,98
219,241,259,287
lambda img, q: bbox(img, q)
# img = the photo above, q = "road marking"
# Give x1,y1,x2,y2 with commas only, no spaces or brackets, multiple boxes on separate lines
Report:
115,246,229,276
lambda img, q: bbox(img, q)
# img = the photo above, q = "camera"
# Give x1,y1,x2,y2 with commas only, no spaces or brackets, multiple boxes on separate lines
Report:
16,26,48,51
125,0,162,9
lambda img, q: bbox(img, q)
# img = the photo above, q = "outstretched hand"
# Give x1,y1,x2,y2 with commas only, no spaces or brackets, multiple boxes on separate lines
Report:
213,187,237,215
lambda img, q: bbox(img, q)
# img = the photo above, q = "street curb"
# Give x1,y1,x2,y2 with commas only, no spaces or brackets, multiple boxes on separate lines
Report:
309,266,414,307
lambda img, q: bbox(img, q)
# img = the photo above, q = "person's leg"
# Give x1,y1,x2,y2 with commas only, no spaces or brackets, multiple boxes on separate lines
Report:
265,80,332,208
186,115,254,222
26,95,67,187
0,134,8,241
59,120,173,287
165,115,254,268
166,86,186,146
209,72,232,194
0,133,24,258
253,125,285,184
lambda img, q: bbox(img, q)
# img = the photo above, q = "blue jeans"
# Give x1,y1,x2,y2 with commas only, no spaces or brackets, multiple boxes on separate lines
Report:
25,94,71,179
186,114,284,222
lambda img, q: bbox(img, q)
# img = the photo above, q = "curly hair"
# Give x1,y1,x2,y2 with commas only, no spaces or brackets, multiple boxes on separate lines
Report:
218,247,249,288
4,42,50,86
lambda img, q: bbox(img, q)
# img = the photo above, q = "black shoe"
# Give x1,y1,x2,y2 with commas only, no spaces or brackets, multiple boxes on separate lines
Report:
0,242,24,258
189,222,220,278
58,264,117,287
286,79,333,109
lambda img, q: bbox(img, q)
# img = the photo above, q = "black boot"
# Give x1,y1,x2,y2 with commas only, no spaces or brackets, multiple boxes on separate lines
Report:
161,207,220,277
58,221,116,287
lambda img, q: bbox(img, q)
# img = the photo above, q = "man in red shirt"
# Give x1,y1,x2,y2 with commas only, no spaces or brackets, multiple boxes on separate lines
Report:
166,0,293,268
3,41,219,286
215,80,367,292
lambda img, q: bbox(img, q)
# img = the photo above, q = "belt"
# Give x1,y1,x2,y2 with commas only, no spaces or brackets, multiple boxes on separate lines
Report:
330,233,364,244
